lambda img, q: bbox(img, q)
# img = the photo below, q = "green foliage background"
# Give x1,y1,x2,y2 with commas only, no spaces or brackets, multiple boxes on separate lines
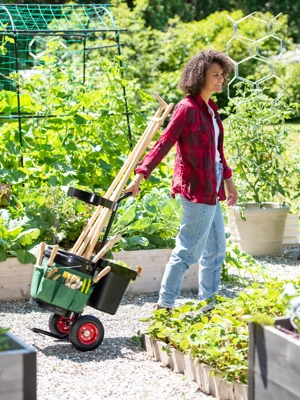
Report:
3,0,300,42
0,1,299,261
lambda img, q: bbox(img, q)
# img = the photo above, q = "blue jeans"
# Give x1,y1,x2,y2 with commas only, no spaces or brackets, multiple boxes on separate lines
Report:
158,162,226,308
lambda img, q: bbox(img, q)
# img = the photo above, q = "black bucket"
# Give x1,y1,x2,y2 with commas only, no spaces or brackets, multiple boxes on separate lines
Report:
87,259,138,315
44,247,94,274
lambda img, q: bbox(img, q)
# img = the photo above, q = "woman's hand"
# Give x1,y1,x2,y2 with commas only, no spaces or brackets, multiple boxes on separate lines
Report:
225,178,238,207
124,173,144,197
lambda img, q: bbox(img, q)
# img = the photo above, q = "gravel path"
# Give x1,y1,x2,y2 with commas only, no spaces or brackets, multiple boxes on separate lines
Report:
1,245,300,400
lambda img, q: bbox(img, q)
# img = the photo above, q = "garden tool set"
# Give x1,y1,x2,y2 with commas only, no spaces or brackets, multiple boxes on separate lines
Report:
30,93,174,351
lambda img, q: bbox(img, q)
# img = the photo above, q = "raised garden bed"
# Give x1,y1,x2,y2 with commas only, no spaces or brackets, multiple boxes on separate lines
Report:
0,259,34,301
0,330,36,400
112,249,198,293
248,318,300,400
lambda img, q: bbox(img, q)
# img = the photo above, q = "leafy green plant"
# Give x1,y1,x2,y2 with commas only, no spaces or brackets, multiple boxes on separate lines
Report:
0,186,93,263
142,276,300,384
0,39,150,190
110,187,182,250
222,238,264,283
0,207,41,264
223,85,297,205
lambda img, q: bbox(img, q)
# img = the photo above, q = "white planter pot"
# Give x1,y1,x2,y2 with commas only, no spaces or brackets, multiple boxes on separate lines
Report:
170,347,185,373
112,249,199,293
231,203,290,256
183,354,196,381
194,362,210,393
234,382,248,400
156,340,173,368
0,259,34,301
142,333,155,358
141,334,160,361
283,213,299,246
227,211,299,247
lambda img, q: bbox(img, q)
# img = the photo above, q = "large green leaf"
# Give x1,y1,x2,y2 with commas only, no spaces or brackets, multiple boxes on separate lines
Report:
14,228,41,246
10,249,36,264
120,236,149,250
0,239,9,248
128,217,153,232
115,204,136,227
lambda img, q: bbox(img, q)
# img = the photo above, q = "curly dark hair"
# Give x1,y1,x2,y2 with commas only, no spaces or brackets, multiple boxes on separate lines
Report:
178,50,234,96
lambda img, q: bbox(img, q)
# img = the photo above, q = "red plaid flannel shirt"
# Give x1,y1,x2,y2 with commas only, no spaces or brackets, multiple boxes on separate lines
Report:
136,94,232,205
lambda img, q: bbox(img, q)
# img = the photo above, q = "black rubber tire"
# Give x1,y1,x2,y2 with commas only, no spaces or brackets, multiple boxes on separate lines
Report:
48,313,73,336
69,315,104,351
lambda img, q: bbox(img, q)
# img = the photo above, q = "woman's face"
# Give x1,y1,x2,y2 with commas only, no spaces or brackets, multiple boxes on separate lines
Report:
201,62,224,96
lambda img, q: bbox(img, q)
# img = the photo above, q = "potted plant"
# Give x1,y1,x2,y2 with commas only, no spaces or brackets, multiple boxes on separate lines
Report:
0,327,36,399
224,85,297,256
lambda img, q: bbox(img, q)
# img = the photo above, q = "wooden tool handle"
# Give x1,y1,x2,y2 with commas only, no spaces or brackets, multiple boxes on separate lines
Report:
46,267,58,279
47,245,59,267
153,92,168,108
92,234,122,264
36,242,46,266
93,266,111,284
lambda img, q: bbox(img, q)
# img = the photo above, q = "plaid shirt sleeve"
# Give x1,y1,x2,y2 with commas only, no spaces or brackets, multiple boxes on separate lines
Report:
136,104,187,179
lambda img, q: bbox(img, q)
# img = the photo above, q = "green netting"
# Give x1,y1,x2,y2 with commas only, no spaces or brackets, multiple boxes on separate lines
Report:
0,4,132,164
0,4,118,33
0,4,124,90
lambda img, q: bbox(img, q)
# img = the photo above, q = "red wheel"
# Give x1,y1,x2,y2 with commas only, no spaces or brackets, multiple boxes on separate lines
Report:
69,315,104,351
48,313,75,335
77,322,99,345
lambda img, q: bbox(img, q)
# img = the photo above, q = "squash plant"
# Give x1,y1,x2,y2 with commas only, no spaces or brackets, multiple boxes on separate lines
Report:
142,276,299,384
0,39,154,190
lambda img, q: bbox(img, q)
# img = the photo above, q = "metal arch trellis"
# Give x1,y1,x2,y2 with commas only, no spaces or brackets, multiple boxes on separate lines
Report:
225,11,286,190
226,11,284,107
0,4,132,168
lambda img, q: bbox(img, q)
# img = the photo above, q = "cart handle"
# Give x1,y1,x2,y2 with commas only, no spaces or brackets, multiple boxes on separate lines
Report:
117,192,133,203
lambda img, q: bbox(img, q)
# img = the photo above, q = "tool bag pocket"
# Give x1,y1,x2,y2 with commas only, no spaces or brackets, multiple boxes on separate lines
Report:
30,266,45,297
69,289,93,313
51,284,76,310
35,276,59,303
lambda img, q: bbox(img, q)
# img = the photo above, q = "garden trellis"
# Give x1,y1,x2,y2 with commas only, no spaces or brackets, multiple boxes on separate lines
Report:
225,12,288,200
0,4,132,167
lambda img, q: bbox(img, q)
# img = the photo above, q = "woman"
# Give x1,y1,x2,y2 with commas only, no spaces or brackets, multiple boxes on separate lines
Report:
125,50,238,310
